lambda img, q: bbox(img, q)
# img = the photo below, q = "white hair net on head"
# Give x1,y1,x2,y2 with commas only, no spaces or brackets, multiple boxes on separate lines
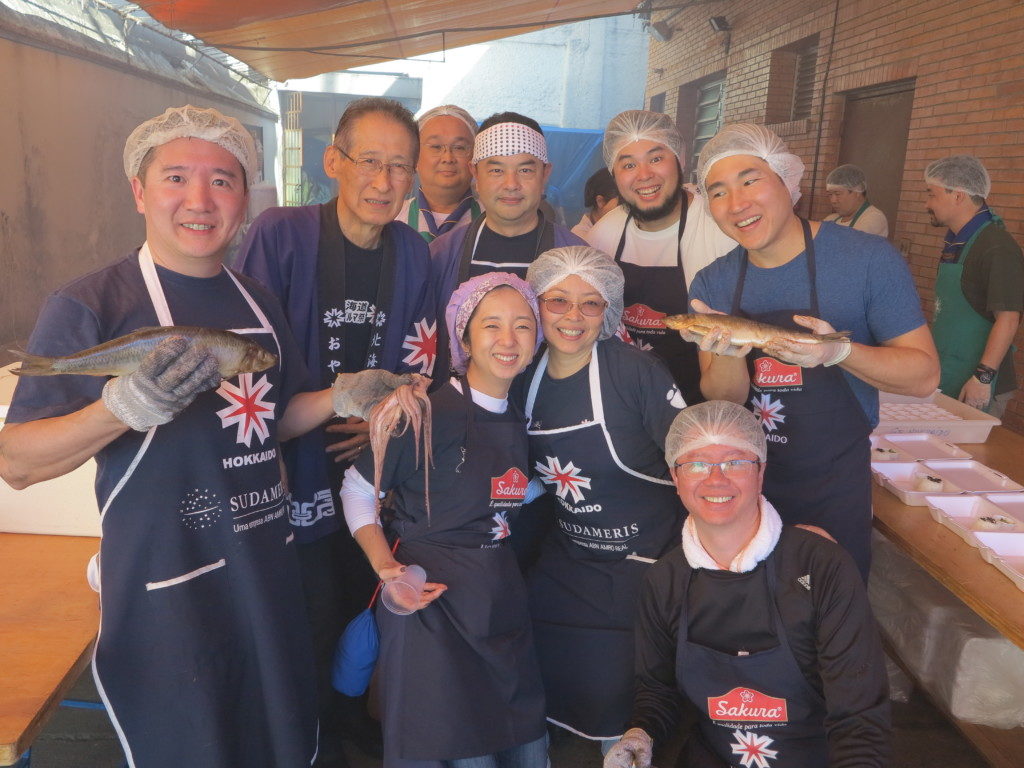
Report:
526,246,624,341
697,123,806,205
665,400,767,469
826,164,867,193
417,104,478,137
602,110,685,171
924,155,991,199
123,105,258,186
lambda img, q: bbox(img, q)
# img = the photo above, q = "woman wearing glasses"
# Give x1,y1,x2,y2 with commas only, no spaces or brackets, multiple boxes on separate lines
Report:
517,246,688,750
604,401,890,768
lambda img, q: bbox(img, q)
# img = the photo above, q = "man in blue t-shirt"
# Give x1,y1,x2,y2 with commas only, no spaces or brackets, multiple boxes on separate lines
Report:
681,123,939,579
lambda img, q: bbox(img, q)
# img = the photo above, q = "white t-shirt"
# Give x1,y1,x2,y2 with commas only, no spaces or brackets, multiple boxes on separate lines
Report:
585,195,737,288
570,213,593,240
824,204,889,238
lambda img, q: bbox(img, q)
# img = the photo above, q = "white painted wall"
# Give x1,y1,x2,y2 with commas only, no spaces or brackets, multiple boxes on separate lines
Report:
287,15,649,130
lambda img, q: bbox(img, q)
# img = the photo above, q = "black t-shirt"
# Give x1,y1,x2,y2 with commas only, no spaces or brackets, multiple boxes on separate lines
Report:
316,206,384,384
469,221,544,278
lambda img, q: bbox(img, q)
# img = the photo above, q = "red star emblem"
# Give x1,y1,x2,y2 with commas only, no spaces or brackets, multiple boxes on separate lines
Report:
535,456,592,503
216,373,275,447
490,511,511,540
402,318,437,374
730,729,778,768
750,393,786,432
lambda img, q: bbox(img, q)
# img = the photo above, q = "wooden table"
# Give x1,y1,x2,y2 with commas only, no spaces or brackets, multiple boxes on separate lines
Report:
0,534,99,766
872,425,1024,768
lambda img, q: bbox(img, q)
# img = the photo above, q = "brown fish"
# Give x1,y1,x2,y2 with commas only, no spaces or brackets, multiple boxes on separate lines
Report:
9,326,277,378
663,313,851,349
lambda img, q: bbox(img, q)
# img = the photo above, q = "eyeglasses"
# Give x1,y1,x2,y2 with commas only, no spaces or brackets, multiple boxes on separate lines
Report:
424,142,472,158
335,147,415,181
673,459,761,477
539,296,608,317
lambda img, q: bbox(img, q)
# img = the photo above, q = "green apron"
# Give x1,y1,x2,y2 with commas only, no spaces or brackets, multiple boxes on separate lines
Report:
830,200,870,228
933,219,999,399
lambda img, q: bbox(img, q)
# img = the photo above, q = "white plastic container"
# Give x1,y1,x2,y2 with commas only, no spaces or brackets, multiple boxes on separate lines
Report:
875,390,1001,443
874,460,1023,505
926,496,1024,546
878,433,971,461
974,532,1024,592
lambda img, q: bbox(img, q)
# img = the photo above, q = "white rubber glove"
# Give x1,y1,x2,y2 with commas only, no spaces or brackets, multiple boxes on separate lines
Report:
332,369,417,419
102,336,221,431
678,299,754,358
763,314,852,368
603,728,653,768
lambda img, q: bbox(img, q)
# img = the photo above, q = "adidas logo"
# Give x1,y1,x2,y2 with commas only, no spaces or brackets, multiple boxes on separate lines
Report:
797,574,811,591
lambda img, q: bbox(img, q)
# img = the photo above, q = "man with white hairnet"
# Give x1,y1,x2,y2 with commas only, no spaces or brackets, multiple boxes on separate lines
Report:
396,104,481,242
925,155,1023,417
684,123,938,579
0,105,408,766
823,164,888,237
604,401,890,768
586,110,737,406
430,111,585,380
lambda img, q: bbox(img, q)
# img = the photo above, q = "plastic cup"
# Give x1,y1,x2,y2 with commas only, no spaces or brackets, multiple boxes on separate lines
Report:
381,565,427,615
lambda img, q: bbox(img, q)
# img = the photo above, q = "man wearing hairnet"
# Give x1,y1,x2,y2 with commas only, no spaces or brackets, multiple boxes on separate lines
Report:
0,105,402,766
684,123,939,579
236,96,436,763
925,155,1023,417
586,110,737,406
823,164,888,237
429,111,585,379
603,402,890,768
396,104,482,243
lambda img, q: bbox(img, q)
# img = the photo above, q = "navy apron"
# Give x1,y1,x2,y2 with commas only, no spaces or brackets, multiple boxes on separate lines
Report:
730,220,872,580
524,345,684,739
91,245,318,767
677,556,828,768
614,200,704,405
378,380,545,765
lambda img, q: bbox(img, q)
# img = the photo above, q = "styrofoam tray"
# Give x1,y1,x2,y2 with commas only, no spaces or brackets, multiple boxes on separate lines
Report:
973,532,1024,592
874,390,1001,444
873,462,964,505
870,435,914,463
985,492,1024,520
880,433,971,461
926,495,1024,546
921,460,1023,494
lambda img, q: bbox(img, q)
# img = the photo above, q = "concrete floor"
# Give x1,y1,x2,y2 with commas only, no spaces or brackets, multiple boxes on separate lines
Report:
20,669,989,768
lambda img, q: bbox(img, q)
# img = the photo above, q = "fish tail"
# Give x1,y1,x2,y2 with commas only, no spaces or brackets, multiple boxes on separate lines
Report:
8,350,58,376
820,331,852,342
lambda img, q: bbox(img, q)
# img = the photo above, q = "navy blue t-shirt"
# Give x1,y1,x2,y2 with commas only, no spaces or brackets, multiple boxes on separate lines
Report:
8,251,312,504
689,222,926,426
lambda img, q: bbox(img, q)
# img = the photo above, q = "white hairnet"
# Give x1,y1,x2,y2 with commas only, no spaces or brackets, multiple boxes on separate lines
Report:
924,155,991,199
124,105,258,186
826,164,867,193
603,110,685,171
526,246,624,340
697,123,805,205
665,401,767,469
417,104,478,137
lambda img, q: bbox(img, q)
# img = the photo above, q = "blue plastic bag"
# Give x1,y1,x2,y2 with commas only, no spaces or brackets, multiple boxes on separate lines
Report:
332,606,380,696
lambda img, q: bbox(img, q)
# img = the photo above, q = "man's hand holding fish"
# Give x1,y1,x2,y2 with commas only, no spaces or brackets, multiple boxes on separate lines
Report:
673,298,754,358
763,314,853,368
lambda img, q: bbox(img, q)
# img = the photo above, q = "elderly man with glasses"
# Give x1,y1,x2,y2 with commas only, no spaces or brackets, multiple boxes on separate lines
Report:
236,96,434,766
396,104,482,243
604,400,890,768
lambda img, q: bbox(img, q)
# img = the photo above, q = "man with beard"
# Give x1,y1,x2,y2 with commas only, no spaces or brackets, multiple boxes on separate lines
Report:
587,111,736,405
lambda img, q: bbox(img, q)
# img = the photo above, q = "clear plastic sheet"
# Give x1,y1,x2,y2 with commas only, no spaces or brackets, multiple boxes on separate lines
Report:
869,531,1024,728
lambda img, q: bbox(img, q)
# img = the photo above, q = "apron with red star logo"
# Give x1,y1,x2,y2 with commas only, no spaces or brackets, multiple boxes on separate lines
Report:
377,380,546,763
676,555,829,768
90,244,317,768
523,346,685,739
730,220,872,580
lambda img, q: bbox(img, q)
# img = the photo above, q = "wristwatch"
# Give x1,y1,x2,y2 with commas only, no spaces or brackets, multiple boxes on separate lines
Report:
973,364,996,385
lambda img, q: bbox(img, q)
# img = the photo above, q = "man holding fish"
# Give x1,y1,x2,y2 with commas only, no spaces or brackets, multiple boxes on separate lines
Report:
678,123,939,579
0,106,404,768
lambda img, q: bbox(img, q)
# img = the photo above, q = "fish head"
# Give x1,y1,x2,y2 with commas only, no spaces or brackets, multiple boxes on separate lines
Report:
239,343,278,373
662,314,698,332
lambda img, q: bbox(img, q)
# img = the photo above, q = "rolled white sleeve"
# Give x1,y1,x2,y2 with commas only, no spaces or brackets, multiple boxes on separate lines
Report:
339,465,382,534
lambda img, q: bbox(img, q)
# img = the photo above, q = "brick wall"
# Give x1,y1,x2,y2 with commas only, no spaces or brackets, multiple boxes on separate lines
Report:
647,0,1024,432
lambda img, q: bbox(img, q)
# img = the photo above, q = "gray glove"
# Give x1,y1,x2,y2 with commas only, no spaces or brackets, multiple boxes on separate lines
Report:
603,728,653,768
332,369,415,419
102,336,222,431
